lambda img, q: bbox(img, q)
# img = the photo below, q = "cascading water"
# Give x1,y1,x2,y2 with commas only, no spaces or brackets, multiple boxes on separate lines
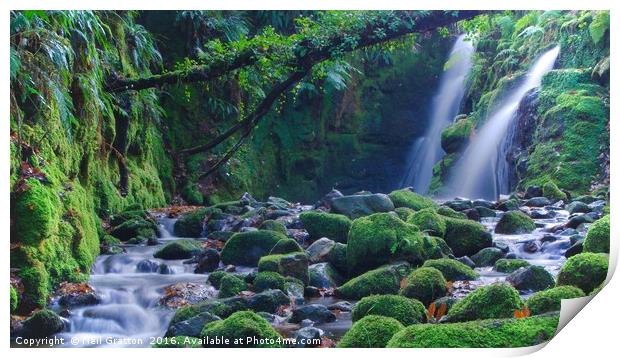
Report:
447,46,560,200
400,34,474,193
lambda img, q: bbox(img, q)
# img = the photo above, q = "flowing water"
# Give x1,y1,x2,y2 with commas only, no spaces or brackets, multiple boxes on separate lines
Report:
400,34,474,194
447,46,560,200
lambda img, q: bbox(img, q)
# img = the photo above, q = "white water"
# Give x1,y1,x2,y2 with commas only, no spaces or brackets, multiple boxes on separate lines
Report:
400,34,474,193
447,46,560,200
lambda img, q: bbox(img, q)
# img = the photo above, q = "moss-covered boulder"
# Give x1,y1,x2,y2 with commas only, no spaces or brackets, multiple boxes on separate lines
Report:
442,217,492,257
437,206,467,219
253,271,285,292
346,213,443,275
336,263,410,300
352,294,426,326
10,286,18,313
387,315,559,348
583,214,610,253
526,286,585,315
309,262,344,288
331,193,395,219
471,247,505,267
495,211,536,234
394,207,416,221
110,217,157,242
441,117,474,154
448,284,523,322
556,252,609,294
258,220,287,235
542,181,568,202
337,315,404,348
173,208,219,238
327,242,347,273
207,271,229,289
218,274,248,298
221,230,286,266
200,311,283,347
408,208,446,237
13,180,59,246
257,252,309,284
269,239,303,255
388,189,436,210
506,266,555,292
400,267,447,305
299,211,352,243
153,239,202,260
153,336,202,348
494,258,531,273
20,309,65,338
422,258,479,281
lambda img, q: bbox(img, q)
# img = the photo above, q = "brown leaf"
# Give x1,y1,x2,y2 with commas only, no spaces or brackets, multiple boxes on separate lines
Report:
435,303,447,320
427,302,436,321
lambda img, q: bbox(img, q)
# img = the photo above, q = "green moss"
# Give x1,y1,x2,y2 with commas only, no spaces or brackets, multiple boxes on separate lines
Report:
408,208,446,237
269,238,303,255
200,311,283,347
556,252,609,294
221,230,286,266
299,211,352,243
346,213,442,275
494,259,531,273
337,315,404,348
207,271,229,289
387,315,559,348
13,180,59,246
583,214,610,253
436,206,467,219
448,283,523,322
173,208,211,237
422,258,479,281
352,294,426,326
442,216,492,257
526,286,585,315
258,220,287,235
441,117,474,153
253,271,286,292
153,239,201,260
336,263,410,300
388,189,437,210
21,309,65,338
400,267,447,306
394,207,416,221
257,252,309,284
495,211,536,234
542,181,568,202
10,286,18,313
218,274,248,298
17,261,50,309
153,336,202,348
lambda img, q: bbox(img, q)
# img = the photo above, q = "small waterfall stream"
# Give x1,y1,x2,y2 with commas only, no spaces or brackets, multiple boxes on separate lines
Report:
447,46,560,199
400,34,474,194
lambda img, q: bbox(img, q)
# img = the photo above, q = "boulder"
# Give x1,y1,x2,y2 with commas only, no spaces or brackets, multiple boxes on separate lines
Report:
290,304,336,324
471,247,504,267
331,193,395,219
524,197,551,207
309,263,344,288
220,230,286,266
194,249,220,273
566,201,591,214
269,238,303,255
495,211,536,234
258,252,309,284
165,312,221,338
408,208,446,237
247,289,290,313
293,327,323,348
388,189,436,210
526,286,585,315
506,266,555,292
557,253,609,294
494,258,531,273
442,217,492,257
154,240,202,260
20,309,65,338
352,294,426,326
447,284,523,322
444,199,473,212
422,258,479,281
305,238,336,263
200,311,283,347
524,186,543,199
337,315,404,348
399,267,447,306
583,215,610,253
299,211,352,243
336,263,410,300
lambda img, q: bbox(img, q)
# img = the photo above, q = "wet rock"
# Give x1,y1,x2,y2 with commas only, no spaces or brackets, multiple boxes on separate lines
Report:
471,248,504,267
464,208,481,221
159,283,217,308
56,282,100,308
147,237,160,246
318,189,344,210
475,206,496,218
524,186,543,199
456,256,475,268
309,263,344,289
304,286,321,297
247,289,290,313
445,199,473,211
523,240,541,253
165,312,221,337
541,235,558,243
158,263,173,274
284,280,305,305
136,259,160,273
208,231,234,242
293,327,324,348
20,309,66,338
566,201,591,214
473,199,494,208
496,199,519,211
565,240,584,258
565,214,594,229
326,242,347,273
153,239,202,260
505,252,517,259
506,266,555,292
306,238,336,263
290,304,336,324
110,217,158,242
558,228,577,236
194,249,220,273
257,312,278,323
328,301,353,312
524,197,551,207
530,208,554,219
587,200,607,213
331,193,395,219
221,230,286,266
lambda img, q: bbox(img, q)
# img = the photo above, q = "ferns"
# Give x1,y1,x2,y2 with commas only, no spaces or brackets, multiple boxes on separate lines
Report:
589,11,610,45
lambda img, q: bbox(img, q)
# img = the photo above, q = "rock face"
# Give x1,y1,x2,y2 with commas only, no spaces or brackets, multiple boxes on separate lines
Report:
194,249,221,273
309,263,344,288
331,193,395,219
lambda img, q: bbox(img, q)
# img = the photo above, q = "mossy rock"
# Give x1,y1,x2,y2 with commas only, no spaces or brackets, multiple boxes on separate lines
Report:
408,208,446,237
336,263,410,300
200,311,283,347
327,242,347,273
258,220,287,235
10,286,18,313
388,189,436,210
542,181,567,202
506,266,555,292
110,217,157,241
494,259,531,273
153,239,202,260
337,315,404,348
442,217,492,257
583,214,610,253
13,179,59,246
330,193,395,219
253,271,285,292
471,247,505,267
394,207,416,221
207,271,229,289
218,274,248,298
346,213,443,275
422,258,479,281
268,238,303,255
448,283,523,322
556,252,609,294
153,336,202,348
526,286,585,315
441,117,474,153
109,209,148,227
495,211,536,234
221,230,286,266
400,267,447,305
16,261,49,310
299,211,352,243
352,294,426,326
173,208,211,238
387,314,559,348
21,309,65,338
257,252,309,284
436,206,467,219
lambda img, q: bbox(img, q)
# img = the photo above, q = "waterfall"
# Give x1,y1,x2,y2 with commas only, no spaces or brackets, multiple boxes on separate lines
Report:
399,34,474,194
447,46,560,200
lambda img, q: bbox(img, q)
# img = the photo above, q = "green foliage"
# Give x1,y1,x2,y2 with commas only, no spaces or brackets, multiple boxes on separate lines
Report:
221,230,285,266
448,284,523,322
299,211,352,243
388,189,436,210
387,315,559,348
589,11,609,45
10,286,19,313
557,252,608,294
337,315,404,348
583,214,610,253
13,180,59,246
201,311,283,347
495,211,535,234
352,294,426,326
526,286,585,315
422,258,479,281
400,267,447,306
494,259,531,273
218,274,248,298
253,271,285,292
